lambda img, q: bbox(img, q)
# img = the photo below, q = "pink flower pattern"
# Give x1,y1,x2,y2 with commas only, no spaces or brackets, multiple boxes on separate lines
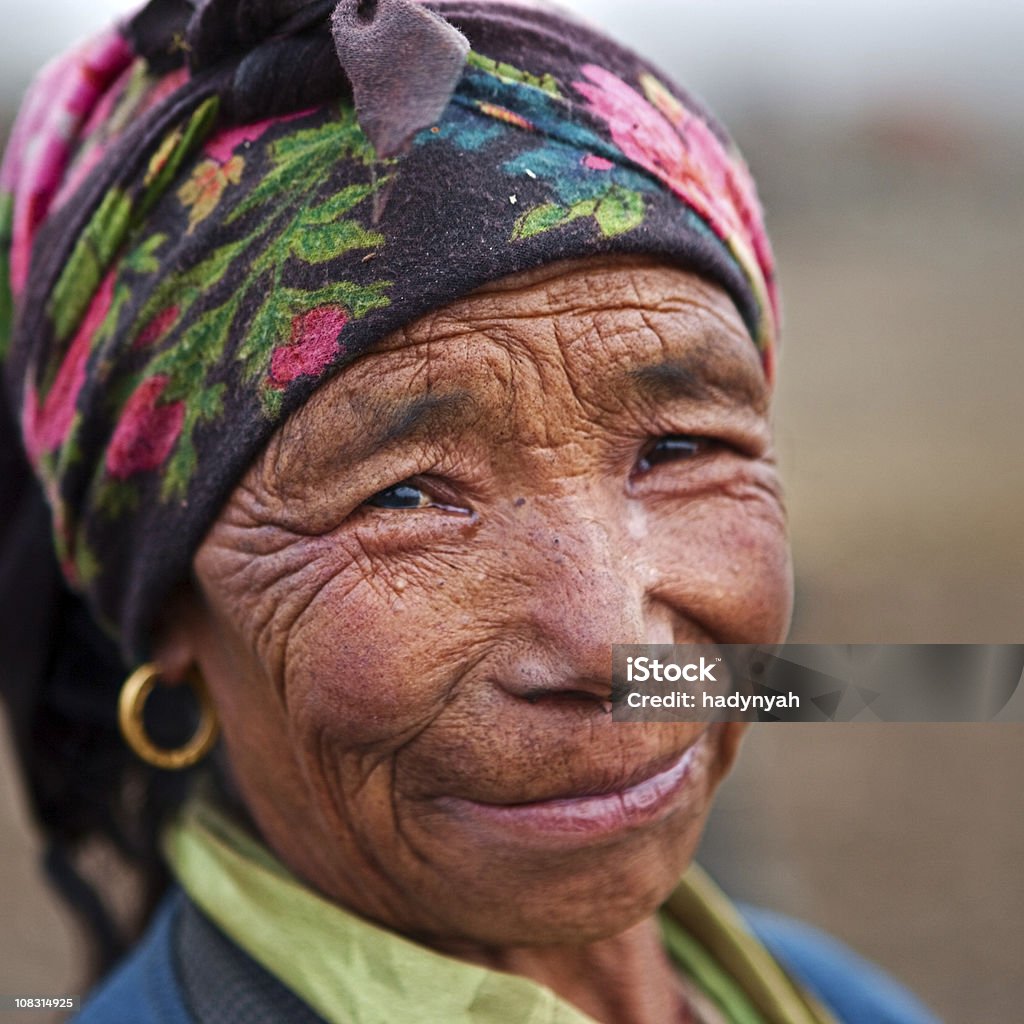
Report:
573,65,778,338
22,271,116,462
582,154,614,172
203,109,316,164
105,375,185,480
0,29,134,297
134,305,180,350
268,306,350,388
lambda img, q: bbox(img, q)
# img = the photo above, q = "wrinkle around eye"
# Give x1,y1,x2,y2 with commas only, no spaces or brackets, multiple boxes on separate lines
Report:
627,446,783,505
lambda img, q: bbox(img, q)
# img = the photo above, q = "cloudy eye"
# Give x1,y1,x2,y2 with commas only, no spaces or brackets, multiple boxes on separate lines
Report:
365,482,432,509
635,435,711,475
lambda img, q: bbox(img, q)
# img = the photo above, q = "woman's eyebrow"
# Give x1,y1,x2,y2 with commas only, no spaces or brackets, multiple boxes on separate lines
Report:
351,389,480,459
626,354,766,411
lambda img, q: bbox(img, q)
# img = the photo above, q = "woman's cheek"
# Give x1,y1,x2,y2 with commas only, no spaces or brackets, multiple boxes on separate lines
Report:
277,557,483,752
651,490,792,644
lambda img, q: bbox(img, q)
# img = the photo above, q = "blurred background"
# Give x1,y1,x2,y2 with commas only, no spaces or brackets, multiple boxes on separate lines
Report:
2,1,1022,1021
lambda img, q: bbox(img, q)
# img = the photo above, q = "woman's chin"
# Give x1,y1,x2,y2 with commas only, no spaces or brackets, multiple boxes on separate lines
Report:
422,830,699,949
397,793,710,947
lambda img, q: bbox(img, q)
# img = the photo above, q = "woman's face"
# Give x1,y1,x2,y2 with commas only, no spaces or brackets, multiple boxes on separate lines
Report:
163,257,792,948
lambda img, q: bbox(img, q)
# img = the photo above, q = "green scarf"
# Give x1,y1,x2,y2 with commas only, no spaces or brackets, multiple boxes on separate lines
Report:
164,793,836,1024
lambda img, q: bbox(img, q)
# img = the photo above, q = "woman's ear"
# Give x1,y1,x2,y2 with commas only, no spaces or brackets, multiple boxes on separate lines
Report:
149,580,205,684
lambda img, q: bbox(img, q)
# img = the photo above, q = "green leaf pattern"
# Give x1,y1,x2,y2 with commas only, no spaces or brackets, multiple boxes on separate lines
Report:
117,106,394,502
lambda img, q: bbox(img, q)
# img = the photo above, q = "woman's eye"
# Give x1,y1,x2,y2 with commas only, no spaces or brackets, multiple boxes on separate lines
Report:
365,482,433,510
635,435,712,474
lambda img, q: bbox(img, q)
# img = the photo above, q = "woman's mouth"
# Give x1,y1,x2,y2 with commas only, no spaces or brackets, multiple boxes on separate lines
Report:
435,740,706,847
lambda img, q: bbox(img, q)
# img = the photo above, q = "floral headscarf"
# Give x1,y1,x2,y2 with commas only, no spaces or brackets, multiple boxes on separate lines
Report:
0,0,779,669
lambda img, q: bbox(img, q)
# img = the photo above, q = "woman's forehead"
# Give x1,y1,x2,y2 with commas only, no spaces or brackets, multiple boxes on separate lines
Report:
291,260,766,431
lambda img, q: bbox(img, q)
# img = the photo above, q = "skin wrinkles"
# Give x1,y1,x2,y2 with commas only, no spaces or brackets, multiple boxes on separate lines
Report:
156,256,793,1024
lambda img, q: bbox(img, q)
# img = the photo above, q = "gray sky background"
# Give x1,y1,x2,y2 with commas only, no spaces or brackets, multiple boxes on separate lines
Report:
3,1,1022,130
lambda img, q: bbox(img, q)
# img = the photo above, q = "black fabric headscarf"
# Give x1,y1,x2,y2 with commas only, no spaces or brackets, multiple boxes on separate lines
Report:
0,0,779,969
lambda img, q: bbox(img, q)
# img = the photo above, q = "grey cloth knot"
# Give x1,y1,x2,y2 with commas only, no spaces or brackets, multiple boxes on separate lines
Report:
127,0,469,156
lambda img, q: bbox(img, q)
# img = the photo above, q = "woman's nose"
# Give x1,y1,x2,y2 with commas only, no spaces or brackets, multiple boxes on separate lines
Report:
496,512,674,704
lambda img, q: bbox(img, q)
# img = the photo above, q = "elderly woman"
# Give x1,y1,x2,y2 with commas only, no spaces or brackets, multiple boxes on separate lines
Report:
0,2,939,1022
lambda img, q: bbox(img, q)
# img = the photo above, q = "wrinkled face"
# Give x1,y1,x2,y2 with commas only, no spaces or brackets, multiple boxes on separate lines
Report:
163,257,792,948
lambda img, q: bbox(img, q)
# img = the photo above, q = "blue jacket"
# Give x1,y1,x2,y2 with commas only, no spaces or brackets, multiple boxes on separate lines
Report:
75,891,941,1024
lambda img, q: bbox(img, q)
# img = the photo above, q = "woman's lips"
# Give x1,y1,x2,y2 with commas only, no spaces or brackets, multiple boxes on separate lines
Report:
435,741,704,845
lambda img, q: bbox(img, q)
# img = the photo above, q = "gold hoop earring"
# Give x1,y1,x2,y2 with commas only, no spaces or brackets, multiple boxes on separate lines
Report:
118,663,219,771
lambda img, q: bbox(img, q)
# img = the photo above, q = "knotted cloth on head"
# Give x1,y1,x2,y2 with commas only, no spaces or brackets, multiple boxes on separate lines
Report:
0,0,779,679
